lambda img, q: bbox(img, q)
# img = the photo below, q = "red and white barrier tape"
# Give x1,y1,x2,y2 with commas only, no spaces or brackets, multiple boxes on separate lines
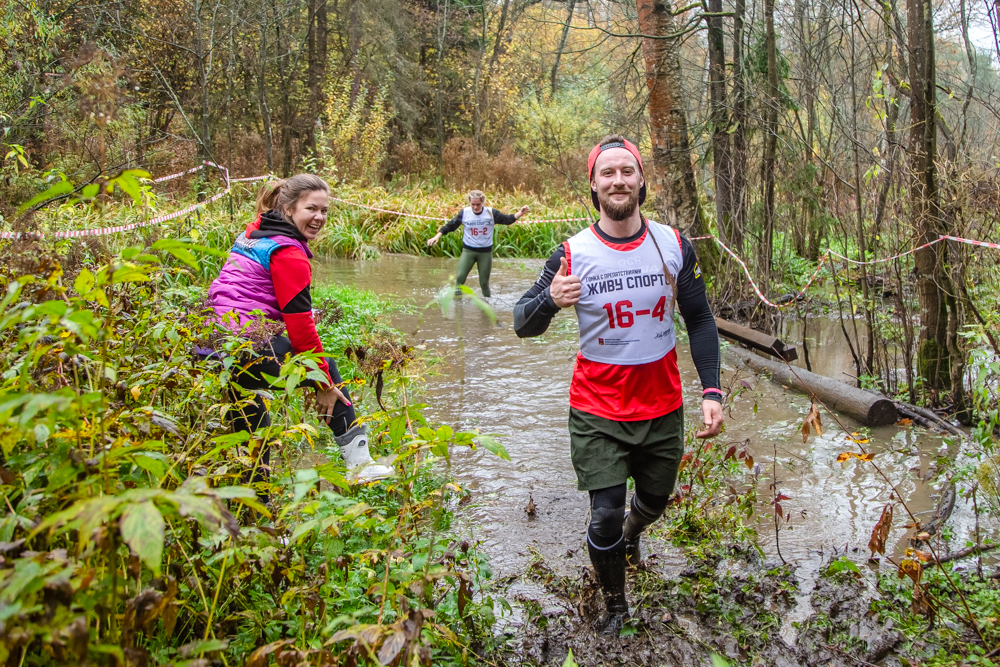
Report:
0,190,231,240
711,237,829,309
694,232,1000,309
328,195,591,224
231,174,274,183
152,164,206,183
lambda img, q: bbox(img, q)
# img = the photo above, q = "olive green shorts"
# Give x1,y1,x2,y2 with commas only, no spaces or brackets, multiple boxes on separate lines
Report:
569,407,685,496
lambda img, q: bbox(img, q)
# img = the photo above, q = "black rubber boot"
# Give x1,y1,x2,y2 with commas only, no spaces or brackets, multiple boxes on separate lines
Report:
588,537,629,635
623,494,664,568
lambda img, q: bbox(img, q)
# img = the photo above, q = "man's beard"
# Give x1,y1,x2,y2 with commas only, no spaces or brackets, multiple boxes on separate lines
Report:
598,187,640,221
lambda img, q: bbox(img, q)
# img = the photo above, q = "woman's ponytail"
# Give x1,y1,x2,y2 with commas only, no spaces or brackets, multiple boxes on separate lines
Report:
256,179,287,214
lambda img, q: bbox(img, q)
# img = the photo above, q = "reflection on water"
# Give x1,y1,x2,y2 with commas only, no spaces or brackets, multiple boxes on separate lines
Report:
315,254,972,588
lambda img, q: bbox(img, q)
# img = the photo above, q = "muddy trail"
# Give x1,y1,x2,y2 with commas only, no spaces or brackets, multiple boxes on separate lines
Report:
316,255,974,666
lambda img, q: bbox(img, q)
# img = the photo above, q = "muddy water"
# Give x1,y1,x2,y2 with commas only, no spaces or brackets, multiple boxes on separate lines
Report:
316,255,975,629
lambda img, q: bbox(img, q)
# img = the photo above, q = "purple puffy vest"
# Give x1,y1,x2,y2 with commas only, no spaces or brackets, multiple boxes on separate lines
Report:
208,227,312,331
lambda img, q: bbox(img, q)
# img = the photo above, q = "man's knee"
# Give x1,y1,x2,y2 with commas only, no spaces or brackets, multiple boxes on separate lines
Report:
588,484,627,548
632,487,671,519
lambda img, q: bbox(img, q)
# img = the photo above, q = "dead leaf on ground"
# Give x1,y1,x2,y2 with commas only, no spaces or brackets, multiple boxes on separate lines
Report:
896,418,913,426
868,503,893,558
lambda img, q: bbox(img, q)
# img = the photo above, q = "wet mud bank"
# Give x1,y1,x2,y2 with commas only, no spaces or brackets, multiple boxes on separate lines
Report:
495,548,908,667
316,255,982,665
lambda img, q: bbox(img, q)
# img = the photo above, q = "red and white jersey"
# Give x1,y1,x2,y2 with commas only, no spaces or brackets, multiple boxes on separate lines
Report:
566,221,684,365
461,206,496,249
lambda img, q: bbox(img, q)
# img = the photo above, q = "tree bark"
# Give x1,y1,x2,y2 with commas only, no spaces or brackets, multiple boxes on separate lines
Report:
306,0,328,155
195,0,212,159
488,0,512,75
258,0,274,172
730,0,747,254
707,0,731,241
906,0,950,401
635,0,710,244
550,0,576,96
434,0,450,163
762,0,779,277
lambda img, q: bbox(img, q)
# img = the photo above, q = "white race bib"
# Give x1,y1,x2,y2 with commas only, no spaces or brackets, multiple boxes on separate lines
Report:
461,206,495,248
566,221,684,365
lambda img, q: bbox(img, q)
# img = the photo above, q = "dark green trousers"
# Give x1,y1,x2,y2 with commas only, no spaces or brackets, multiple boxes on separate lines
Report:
455,248,494,297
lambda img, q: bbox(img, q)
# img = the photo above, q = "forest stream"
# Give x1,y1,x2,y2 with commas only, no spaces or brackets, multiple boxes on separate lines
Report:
317,254,976,661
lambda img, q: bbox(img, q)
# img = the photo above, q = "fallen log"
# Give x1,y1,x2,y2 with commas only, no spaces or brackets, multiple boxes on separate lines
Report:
726,346,898,426
715,318,798,361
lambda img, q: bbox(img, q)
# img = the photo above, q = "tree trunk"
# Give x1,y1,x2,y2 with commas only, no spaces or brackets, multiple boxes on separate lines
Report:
306,0,327,155
473,4,486,145
258,1,274,172
906,0,950,402
707,0,731,241
635,0,710,245
195,0,212,159
550,0,577,96
348,0,363,106
488,0,512,75
434,0,450,164
762,0,778,277
730,0,747,254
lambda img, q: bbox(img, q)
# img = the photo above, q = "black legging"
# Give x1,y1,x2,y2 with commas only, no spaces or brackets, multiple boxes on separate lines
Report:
201,335,358,486
587,484,672,549
227,335,357,438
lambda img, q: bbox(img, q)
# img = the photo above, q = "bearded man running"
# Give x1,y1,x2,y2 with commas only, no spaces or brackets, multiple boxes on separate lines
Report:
513,135,723,634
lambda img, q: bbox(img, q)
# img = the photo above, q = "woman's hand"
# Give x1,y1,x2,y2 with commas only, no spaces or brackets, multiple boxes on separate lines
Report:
515,205,530,221
427,233,442,247
314,385,351,423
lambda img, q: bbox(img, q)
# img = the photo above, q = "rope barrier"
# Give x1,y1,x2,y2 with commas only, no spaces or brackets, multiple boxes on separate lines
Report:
328,195,591,224
1,160,268,240
8,159,1000,290
693,232,1000,310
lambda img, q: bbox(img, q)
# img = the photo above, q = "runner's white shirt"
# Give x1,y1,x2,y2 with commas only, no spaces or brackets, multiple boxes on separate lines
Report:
461,206,496,249
565,221,684,365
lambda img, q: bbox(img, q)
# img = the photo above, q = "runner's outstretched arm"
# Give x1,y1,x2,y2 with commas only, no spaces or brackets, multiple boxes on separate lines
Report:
514,247,565,337
491,209,518,225
675,235,722,400
439,212,463,234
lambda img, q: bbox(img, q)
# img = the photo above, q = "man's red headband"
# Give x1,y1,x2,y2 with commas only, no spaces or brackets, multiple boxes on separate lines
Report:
587,138,647,211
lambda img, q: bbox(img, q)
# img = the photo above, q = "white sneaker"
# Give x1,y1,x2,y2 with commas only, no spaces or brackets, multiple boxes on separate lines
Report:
335,425,394,482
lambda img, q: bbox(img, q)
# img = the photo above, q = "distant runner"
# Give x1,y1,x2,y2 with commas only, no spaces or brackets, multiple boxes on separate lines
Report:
426,190,530,297
513,135,723,634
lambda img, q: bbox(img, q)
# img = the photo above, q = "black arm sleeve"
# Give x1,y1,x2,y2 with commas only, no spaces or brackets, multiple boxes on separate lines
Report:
513,246,564,338
438,211,463,235
491,208,518,225
675,235,722,400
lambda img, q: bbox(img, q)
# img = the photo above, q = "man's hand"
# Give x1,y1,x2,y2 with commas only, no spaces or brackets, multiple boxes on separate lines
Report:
549,257,581,308
515,204,530,220
696,399,724,438
427,233,442,247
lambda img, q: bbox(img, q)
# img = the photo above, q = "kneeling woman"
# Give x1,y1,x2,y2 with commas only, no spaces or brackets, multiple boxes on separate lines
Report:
207,174,392,482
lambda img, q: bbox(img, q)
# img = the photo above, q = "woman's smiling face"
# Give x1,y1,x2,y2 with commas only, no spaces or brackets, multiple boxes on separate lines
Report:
287,190,330,240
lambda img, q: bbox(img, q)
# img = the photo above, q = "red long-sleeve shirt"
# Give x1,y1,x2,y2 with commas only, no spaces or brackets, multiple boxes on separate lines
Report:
269,245,333,387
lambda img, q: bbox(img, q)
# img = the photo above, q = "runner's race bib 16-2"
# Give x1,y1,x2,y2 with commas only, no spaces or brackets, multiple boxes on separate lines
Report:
461,206,496,248
565,221,684,365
